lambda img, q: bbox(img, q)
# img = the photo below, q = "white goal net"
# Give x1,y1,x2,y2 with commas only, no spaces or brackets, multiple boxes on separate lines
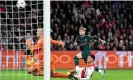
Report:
0,0,44,80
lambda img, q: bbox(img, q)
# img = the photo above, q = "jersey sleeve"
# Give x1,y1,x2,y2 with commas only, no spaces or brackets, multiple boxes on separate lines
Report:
50,39,59,44
75,36,79,43
26,38,43,51
88,36,99,40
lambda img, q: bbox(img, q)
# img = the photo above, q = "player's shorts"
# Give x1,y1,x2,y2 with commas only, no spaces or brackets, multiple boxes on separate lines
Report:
75,66,94,79
75,66,85,78
81,49,91,58
81,49,91,64
24,50,33,55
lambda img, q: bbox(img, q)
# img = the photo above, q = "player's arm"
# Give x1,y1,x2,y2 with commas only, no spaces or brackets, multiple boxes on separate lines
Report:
51,39,65,47
88,36,106,43
26,39,43,52
74,36,79,46
79,67,95,80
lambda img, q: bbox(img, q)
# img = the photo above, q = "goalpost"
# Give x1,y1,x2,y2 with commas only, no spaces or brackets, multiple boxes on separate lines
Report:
44,0,51,80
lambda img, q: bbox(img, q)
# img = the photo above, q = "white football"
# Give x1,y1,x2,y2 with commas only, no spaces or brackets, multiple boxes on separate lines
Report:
16,0,26,9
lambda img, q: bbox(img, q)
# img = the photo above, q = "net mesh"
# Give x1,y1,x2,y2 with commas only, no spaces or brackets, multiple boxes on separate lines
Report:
0,0,43,80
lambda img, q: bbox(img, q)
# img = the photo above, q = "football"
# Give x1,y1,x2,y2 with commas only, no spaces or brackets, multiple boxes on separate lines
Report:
16,0,26,9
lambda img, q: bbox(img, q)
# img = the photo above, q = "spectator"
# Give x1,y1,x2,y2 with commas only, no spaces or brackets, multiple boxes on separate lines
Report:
109,43,114,50
51,1,133,50
2,1,133,51
106,45,110,50
129,41,133,51
68,44,75,50
122,46,126,51
117,43,122,51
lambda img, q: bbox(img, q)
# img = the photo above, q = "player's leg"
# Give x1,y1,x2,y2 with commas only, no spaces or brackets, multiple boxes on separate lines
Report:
22,50,32,70
26,60,43,76
35,60,44,76
74,52,82,66
21,55,26,70
25,56,35,73
69,66,83,80
93,61,105,76
51,71,70,78
31,66,43,76
82,49,91,64
50,59,69,78
96,68,105,77
70,52,82,74
26,62,37,74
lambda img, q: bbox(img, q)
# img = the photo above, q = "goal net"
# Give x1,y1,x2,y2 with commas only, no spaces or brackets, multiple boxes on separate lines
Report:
0,0,44,80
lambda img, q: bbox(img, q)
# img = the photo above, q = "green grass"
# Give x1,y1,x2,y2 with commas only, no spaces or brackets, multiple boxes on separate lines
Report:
0,69,133,80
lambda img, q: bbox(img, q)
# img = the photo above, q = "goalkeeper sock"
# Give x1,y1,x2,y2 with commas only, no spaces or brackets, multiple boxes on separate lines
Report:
74,56,79,66
52,72,69,78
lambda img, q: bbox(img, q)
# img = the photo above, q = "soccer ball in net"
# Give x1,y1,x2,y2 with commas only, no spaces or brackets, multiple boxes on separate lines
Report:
16,0,26,9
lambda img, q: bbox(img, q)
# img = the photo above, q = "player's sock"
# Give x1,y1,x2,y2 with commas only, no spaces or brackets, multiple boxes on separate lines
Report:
74,56,79,66
99,69,105,77
21,58,26,69
69,74,78,80
95,67,105,76
95,67,99,72
52,72,69,78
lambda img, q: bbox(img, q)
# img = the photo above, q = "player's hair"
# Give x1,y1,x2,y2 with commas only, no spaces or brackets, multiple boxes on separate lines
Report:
90,55,95,61
26,31,31,34
79,27,86,31
37,28,43,34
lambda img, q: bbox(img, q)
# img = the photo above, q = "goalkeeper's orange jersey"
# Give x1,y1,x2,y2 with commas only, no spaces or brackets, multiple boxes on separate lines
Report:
26,36,61,60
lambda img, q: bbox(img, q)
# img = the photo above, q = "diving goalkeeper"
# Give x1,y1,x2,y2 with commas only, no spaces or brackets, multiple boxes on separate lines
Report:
25,28,70,78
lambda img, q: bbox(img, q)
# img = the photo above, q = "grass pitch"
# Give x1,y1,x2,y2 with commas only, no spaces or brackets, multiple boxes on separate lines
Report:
0,69,133,80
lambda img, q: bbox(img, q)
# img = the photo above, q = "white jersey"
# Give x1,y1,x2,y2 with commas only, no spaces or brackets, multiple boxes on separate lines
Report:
26,38,34,50
75,64,95,80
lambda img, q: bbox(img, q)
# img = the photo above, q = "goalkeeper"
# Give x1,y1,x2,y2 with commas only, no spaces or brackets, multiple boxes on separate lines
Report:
25,28,70,78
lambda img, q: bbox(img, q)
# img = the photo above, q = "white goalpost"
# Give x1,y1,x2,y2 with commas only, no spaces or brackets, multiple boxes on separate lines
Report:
44,0,51,80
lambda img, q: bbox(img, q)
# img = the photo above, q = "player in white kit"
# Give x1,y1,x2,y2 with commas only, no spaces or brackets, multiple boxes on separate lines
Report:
69,55,95,80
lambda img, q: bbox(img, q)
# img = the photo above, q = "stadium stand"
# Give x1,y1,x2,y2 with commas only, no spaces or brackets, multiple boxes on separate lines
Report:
0,1,133,51
51,1,133,51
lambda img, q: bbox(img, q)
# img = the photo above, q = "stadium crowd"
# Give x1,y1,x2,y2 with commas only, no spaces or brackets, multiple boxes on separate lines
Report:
0,1,133,51
0,1,43,50
51,1,133,51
